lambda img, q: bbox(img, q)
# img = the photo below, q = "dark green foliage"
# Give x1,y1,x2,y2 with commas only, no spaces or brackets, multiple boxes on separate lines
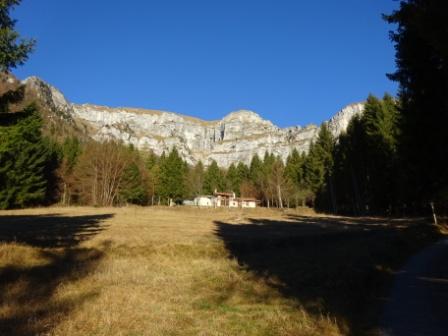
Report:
203,160,226,194
226,163,239,195
0,108,58,209
226,162,250,196
303,124,335,204
158,148,187,201
0,0,35,71
385,0,448,209
249,154,263,185
119,162,148,205
324,95,400,215
303,143,323,194
285,148,303,186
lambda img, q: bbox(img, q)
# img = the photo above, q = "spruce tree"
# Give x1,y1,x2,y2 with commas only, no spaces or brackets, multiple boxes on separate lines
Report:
385,0,448,209
0,108,57,209
158,148,186,203
119,162,148,205
226,163,239,194
285,148,303,186
203,160,225,194
0,0,35,72
249,154,263,184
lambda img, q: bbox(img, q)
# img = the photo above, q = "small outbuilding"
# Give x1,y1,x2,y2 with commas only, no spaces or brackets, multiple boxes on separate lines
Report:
194,195,215,207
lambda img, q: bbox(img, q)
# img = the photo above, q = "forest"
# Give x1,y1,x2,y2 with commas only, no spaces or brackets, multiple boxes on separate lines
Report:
1,0,447,218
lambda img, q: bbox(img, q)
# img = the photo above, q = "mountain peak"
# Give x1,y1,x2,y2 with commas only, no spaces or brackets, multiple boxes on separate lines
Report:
223,110,263,121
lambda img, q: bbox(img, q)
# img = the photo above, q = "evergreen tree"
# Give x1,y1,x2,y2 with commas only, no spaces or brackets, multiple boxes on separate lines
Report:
361,94,400,212
158,148,187,203
285,148,303,186
119,147,148,205
325,95,400,215
236,162,249,182
0,108,58,209
285,149,308,207
226,163,239,194
385,0,448,209
0,0,35,72
119,162,148,205
249,154,263,185
203,160,225,194
303,143,323,195
226,162,250,196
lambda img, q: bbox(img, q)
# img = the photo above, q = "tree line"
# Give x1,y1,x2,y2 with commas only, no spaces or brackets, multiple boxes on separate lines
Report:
1,0,447,216
0,110,332,209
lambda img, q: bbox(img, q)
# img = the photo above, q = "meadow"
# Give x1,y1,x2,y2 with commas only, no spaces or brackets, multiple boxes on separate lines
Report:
0,207,441,336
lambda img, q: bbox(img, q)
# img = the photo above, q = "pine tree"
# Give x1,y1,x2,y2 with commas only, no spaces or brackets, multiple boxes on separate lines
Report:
284,149,307,207
119,162,148,205
0,108,57,209
203,160,225,194
361,94,400,212
0,0,35,72
249,154,263,184
158,148,187,203
303,143,323,195
226,163,239,194
119,147,148,205
285,148,304,186
236,162,249,182
385,0,448,210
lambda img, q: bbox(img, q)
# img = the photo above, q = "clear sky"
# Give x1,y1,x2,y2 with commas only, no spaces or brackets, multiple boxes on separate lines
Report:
12,0,398,127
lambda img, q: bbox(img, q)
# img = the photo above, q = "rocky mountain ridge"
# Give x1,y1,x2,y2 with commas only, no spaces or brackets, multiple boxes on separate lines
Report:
21,76,364,167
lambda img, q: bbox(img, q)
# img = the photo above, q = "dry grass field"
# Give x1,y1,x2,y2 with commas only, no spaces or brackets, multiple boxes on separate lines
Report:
0,207,442,336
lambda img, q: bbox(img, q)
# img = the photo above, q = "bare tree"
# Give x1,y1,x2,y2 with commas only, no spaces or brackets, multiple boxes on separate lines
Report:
268,160,288,208
73,141,131,206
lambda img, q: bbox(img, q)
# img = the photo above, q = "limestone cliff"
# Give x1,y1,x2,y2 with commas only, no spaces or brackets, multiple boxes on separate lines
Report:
21,76,364,167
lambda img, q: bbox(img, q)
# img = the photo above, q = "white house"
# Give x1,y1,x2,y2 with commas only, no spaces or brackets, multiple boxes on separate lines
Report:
190,191,259,208
194,196,214,207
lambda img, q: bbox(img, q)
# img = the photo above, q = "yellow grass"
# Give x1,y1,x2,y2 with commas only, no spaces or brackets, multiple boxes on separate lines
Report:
0,207,441,335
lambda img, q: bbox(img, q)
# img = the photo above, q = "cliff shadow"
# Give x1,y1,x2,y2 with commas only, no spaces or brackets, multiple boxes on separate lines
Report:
0,212,113,335
214,215,441,335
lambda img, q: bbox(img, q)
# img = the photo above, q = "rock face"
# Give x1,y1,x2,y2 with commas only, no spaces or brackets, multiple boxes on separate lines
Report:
21,76,364,167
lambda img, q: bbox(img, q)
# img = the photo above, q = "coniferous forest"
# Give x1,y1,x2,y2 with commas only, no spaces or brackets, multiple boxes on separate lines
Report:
1,0,447,217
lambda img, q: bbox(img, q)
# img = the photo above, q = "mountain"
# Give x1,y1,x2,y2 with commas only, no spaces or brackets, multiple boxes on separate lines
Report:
19,76,364,167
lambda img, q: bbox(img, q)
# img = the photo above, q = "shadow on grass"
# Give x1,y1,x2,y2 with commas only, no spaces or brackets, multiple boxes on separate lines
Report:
214,215,442,335
0,213,113,335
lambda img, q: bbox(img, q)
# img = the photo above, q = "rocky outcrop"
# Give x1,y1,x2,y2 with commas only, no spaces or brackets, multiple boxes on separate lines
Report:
327,102,364,137
21,76,364,167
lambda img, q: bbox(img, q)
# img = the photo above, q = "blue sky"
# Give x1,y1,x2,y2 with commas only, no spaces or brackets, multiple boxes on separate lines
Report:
12,0,398,127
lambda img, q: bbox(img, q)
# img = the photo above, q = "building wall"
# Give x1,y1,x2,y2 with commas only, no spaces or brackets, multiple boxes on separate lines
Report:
242,201,256,208
195,197,213,207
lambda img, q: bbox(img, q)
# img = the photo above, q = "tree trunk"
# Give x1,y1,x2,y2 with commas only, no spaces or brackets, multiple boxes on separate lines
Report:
277,185,283,209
